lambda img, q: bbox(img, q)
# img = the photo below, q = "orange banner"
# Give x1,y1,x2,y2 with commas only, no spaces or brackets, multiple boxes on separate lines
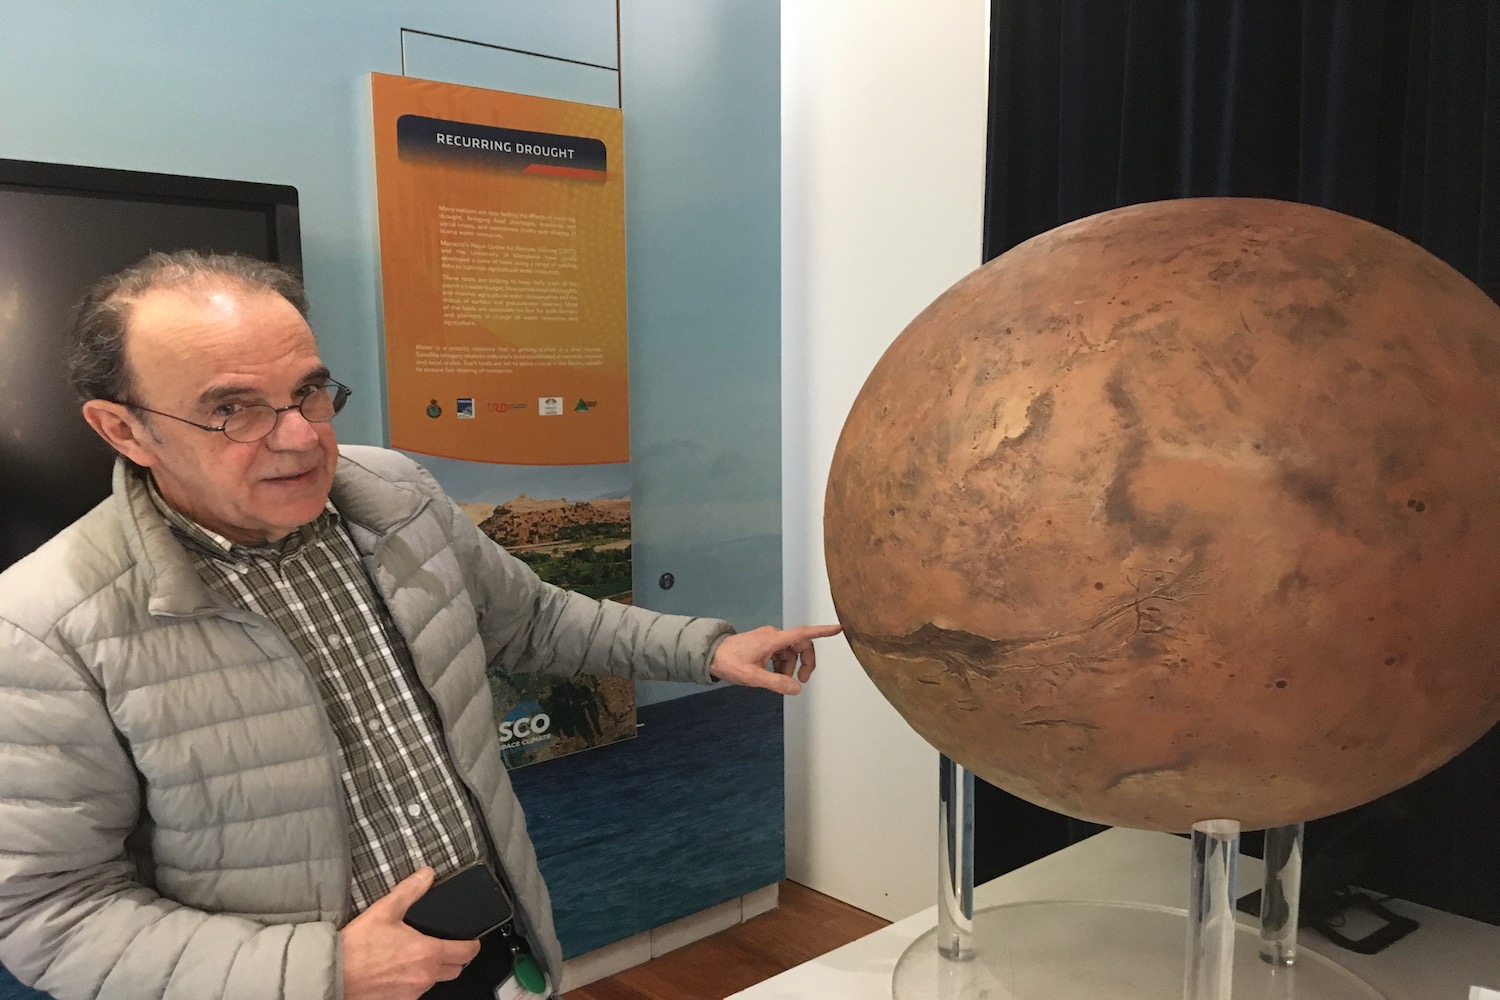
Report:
371,73,628,465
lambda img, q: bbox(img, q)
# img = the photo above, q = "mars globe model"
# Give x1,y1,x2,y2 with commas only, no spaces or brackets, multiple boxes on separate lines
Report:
825,198,1500,832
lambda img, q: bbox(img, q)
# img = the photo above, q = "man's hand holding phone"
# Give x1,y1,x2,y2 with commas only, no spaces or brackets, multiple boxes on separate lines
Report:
341,867,482,1000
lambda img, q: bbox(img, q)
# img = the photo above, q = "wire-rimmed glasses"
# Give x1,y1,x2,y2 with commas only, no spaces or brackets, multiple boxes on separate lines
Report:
119,379,351,444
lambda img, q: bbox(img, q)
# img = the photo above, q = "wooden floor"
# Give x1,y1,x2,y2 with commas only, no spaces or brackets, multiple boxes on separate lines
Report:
563,881,890,1000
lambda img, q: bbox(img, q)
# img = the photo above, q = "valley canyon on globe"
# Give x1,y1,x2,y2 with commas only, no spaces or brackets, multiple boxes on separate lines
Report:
824,198,1500,832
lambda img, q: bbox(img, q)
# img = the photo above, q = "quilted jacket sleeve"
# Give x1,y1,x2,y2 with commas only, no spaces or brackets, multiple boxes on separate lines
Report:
0,620,339,1000
405,463,734,684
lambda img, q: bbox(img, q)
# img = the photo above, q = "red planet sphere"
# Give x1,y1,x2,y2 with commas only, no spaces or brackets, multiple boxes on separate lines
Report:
825,198,1500,832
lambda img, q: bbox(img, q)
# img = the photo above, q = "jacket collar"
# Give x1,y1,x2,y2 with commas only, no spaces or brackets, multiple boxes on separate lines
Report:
327,450,428,538
115,460,226,618
116,448,429,617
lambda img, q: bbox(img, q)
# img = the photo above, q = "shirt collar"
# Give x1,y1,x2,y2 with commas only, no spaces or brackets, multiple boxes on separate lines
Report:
145,473,340,563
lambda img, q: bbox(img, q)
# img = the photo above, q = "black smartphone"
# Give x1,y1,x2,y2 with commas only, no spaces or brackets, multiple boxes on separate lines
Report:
402,862,515,940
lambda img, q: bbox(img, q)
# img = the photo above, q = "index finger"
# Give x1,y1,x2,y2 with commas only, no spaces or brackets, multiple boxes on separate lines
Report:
778,624,843,645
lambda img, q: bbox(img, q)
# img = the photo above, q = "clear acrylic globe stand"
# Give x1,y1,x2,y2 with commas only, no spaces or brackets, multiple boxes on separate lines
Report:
891,758,1388,999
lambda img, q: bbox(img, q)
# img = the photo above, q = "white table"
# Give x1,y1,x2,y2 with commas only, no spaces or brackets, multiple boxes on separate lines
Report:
731,828,1499,999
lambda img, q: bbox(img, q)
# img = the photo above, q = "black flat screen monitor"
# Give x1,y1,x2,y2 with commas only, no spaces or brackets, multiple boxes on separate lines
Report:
0,158,301,571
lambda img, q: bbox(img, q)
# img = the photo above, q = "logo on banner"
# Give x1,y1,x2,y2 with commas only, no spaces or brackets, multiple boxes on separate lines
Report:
499,702,553,754
538,396,564,416
456,397,475,419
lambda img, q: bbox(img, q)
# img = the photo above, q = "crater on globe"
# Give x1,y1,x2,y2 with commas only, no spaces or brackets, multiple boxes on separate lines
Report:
825,197,1500,832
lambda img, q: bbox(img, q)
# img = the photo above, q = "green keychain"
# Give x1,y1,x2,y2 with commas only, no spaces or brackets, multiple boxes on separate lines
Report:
510,948,546,994
493,910,547,997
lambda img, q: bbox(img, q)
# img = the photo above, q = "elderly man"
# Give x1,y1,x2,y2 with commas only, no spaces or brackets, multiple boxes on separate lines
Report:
0,251,837,1000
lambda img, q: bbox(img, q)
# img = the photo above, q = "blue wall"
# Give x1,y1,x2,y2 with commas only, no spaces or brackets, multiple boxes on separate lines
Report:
0,0,780,983
619,2,783,704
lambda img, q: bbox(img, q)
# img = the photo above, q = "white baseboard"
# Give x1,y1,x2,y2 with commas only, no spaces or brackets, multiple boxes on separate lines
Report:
559,882,782,992
742,883,779,920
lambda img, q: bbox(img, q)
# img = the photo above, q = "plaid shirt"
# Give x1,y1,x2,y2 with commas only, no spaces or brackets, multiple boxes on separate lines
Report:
148,480,490,911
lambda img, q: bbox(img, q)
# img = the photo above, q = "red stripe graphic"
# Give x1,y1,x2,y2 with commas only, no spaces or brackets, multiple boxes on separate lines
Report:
522,164,606,180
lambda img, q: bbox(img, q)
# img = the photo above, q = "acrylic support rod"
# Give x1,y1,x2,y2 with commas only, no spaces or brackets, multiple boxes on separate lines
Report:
1185,818,1241,1000
936,754,975,960
1259,822,1304,966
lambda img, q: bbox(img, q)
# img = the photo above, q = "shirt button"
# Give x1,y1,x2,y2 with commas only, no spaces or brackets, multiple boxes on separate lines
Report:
328,635,344,648
407,803,422,818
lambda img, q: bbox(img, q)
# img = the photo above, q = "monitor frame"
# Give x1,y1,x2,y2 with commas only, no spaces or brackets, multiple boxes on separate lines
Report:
0,156,304,572
0,156,302,272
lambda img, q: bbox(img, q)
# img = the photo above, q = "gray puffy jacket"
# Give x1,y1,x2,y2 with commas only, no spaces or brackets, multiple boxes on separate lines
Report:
0,446,731,999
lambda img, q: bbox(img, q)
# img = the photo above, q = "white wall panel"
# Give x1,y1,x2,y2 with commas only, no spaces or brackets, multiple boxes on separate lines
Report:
782,0,991,921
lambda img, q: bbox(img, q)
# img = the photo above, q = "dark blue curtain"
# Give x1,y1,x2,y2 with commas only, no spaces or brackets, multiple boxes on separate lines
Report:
987,0,1499,300
977,0,1500,926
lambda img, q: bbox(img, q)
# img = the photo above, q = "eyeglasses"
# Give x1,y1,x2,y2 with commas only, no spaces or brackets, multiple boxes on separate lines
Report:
119,380,352,444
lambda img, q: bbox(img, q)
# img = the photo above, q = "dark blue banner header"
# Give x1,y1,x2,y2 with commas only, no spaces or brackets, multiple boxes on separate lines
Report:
396,115,607,178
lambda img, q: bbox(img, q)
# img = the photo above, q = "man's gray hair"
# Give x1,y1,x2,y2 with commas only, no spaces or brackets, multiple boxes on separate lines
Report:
67,250,308,404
